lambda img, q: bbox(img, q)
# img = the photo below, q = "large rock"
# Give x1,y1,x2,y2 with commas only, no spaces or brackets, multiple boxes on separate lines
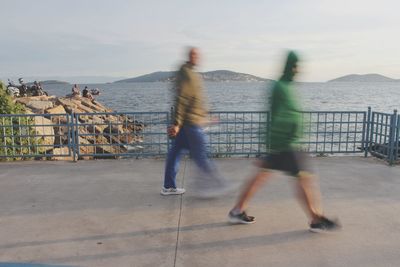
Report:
75,102,96,113
51,147,74,161
86,124,105,134
77,136,95,156
46,105,66,114
80,98,110,112
93,135,127,155
104,124,125,134
57,98,78,113
13,95,146,160
34,116,55,152
53,125,70,146
26,100,53,112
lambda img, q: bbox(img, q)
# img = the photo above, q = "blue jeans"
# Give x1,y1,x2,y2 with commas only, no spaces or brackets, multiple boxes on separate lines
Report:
163,125,219,188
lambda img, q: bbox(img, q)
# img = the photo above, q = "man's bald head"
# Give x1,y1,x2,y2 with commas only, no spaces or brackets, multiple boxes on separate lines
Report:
188,47,200,66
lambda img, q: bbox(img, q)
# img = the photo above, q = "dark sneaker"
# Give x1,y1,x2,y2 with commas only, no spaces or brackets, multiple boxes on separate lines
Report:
228,210,255,224
309,216,341,233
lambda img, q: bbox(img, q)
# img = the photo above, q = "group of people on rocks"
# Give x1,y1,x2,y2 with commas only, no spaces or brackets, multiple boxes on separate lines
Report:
6,78,48,97
71,84,100,100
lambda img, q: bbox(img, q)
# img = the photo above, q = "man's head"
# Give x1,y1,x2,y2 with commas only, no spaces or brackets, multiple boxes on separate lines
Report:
188,47,200,66
282,50,299,81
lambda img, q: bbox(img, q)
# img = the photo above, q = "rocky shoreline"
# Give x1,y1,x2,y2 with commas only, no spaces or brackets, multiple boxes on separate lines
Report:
13,95,144,160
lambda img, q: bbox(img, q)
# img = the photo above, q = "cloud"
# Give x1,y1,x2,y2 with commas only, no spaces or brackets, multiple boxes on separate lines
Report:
0,0,399,81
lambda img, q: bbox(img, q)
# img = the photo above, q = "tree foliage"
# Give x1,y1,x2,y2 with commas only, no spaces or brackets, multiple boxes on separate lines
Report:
0,81,37,160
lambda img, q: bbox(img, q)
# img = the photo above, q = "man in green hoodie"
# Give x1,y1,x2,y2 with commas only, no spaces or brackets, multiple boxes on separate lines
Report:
228,51,340,233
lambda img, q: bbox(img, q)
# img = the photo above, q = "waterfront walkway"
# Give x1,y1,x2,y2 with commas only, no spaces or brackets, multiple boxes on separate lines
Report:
0,157,399,267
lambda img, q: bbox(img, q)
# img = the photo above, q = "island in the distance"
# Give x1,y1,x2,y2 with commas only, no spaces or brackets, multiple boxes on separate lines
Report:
27,80,70,85
328,73,399,82
114,70,271,83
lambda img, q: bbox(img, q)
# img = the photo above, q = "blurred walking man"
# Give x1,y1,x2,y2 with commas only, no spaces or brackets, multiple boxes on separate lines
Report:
228,51,340,233
161,47,227,197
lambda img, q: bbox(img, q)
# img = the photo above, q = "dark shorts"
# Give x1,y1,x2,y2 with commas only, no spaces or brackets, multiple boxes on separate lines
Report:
260,151,311,177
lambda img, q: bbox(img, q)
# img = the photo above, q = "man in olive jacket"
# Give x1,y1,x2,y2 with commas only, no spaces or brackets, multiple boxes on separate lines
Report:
161,47,226,196
228,51,340,233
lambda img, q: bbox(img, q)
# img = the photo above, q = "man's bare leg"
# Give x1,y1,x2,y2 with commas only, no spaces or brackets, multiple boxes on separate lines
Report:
232,169,272,213
296,172,323,222
296,172,341,232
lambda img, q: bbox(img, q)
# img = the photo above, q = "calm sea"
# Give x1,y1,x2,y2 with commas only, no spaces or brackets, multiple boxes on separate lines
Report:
43,81,400,114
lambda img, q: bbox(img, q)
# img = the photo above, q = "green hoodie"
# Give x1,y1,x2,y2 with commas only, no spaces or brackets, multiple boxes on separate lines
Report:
268,51,302,152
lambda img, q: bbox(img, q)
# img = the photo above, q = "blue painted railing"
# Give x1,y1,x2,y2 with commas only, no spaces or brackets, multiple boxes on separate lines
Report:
0,107,399,164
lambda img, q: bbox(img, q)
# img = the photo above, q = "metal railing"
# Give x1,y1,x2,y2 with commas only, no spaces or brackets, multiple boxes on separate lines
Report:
369,110,398,164
0,113,73,159
207,111,268,157
74,112,169,159
299,111,367,154
1,107,399,164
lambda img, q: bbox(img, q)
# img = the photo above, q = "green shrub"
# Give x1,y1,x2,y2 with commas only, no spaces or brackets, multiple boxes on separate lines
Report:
0,81,38,160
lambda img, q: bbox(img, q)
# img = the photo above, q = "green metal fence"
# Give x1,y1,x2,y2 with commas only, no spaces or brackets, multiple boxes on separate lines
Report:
369,109,399,164
0,107,399,163
0,113,73,159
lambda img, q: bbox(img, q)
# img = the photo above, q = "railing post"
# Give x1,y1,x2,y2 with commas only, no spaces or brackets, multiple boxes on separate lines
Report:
266,111,271,153
167,106,174,151
364,107,371,157
71,113,78,162
388,109,397,165
396,114,400,162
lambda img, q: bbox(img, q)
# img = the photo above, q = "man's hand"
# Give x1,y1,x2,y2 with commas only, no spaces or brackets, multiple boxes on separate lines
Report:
209,115,219,124
167,125,180,137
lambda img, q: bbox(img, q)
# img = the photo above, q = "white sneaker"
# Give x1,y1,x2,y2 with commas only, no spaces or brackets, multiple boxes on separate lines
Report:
160,187,186,196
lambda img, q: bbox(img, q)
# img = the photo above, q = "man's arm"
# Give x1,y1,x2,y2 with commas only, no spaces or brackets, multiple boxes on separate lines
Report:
169,68,191,137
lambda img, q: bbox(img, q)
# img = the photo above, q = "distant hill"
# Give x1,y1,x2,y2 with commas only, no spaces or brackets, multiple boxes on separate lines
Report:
114,70,268,83
201,70,266,82
115,71,176,83
5,76,126,84
328,74,397,82
27,80,70,85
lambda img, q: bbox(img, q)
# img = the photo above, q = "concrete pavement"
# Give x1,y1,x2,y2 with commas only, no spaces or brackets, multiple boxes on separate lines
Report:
0,157,399,267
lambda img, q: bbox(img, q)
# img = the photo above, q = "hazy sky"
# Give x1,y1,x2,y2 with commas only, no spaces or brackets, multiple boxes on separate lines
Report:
1,0,399,82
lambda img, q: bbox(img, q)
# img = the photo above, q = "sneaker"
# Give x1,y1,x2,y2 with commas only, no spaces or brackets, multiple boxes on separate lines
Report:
309,216,341,233
160,187,185,196
228,210,255,224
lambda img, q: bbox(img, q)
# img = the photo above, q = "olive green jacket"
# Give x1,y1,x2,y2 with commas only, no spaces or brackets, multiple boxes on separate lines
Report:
173,63,208,127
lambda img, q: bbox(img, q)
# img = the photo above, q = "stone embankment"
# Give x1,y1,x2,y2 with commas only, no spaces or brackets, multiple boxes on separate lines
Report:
14,95,144,160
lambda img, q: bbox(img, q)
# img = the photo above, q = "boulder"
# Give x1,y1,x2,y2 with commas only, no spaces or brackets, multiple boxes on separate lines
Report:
77,136,95,155
26,100,54,112
51,147,74,161
12,95,146,160
33,116,55,152
104,124,125,134
93,135,126,154
57,98,78,111
15,97,34,105
46,105,66,114
75,102,96,113
80,98,109,112
53,125,70,146
86,124,105,134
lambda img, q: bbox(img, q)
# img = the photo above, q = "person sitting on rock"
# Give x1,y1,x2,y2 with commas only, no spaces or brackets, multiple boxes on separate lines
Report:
90,88,100,95
72,84,81,97
82,86,93,100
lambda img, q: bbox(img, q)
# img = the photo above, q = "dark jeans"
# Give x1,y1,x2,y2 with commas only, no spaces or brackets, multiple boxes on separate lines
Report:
163,125,220,189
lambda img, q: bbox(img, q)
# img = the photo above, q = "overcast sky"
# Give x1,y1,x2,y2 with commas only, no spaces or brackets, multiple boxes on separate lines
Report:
1,0,399,82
